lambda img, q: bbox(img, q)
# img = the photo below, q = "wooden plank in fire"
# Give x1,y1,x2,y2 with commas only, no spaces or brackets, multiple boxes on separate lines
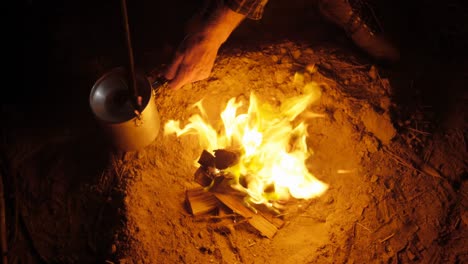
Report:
213,192,278,239
185,187,219,216
258,209,285,229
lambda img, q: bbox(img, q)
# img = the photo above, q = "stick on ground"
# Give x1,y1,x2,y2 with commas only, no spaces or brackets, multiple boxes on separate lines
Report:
213,192,278,239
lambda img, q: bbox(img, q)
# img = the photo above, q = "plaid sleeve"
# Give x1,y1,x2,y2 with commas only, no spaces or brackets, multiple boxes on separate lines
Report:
225,0,270,20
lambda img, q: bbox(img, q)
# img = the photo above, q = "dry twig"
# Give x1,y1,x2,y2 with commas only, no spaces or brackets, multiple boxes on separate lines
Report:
383,148,443,179
384,148,421,172
193,214,239,222
423,141,434,163
407,127,431,136
379,233,395,243
356,222,373,233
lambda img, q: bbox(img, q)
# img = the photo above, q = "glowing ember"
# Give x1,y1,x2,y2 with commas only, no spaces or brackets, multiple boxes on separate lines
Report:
165,82,328,207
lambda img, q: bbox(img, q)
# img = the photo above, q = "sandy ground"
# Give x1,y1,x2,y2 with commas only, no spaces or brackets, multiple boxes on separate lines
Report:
5,0,467,263
112,41,466,264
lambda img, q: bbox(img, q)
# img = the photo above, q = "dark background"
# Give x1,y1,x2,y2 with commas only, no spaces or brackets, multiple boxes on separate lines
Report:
16,0,468,134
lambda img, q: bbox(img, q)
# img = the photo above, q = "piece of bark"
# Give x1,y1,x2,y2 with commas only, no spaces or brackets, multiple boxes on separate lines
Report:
213,192,278,239
186,188,219,216
198,150,215,167
214,149,240,169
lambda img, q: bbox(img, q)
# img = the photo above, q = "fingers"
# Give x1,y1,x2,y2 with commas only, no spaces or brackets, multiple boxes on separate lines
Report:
164,35,219,90
168,65,189,90
168,62,213,90
164,48,193,90
166,55,212,90
165,52,188,90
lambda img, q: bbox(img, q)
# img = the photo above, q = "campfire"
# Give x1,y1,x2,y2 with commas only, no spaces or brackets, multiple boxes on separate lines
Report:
164,80,329,238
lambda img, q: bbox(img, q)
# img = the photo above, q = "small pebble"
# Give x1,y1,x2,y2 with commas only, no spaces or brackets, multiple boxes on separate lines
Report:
369,65,378,80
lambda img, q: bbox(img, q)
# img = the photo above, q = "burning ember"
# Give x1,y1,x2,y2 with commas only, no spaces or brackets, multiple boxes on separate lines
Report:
165,80,328,209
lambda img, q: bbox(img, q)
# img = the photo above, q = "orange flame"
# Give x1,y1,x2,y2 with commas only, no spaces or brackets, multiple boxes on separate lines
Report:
165,82,328,207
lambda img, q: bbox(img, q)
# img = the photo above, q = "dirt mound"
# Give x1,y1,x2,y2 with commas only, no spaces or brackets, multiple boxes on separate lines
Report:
113,41,466,263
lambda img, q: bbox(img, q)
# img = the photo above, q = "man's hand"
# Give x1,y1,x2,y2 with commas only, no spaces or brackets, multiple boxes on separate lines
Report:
164,6,245,90
164,33,222,90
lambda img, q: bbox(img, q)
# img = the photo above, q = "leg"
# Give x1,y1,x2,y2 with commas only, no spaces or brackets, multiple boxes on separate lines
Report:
317,0,400,63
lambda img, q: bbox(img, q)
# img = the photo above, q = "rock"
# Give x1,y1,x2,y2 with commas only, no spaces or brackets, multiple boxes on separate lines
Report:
361,106,396,144
118,258,131,264
275,70,288,84
306,63,317,74
182,83,193,90
407,250,417,261
304,48,314,54
370,175,379,183
293,72,304,86
292,50,301,59
368,65,378,80
271,55,279,63
363,135,379,153
320,62,332,70
380,97,391,112
333,109,345,123
380,78,392,94
110,244,117,254
461,211,468,226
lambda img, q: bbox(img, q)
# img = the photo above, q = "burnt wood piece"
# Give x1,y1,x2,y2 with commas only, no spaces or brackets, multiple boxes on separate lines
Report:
198,150,215,167
186,188,219,216
213,192,278,239
194,166,237,190
214,149,240,169
194,167,213,187
208,172,239,194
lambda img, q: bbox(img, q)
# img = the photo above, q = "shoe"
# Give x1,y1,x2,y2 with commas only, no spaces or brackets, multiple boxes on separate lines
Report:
318,0,400,63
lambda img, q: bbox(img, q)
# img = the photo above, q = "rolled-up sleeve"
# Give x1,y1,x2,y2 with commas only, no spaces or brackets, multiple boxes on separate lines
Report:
225,0,270,20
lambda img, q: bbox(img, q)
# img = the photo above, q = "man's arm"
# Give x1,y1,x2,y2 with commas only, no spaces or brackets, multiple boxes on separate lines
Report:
164,5,246,90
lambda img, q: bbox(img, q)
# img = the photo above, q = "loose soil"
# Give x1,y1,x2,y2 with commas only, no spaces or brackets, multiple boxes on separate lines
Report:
7,0,468,263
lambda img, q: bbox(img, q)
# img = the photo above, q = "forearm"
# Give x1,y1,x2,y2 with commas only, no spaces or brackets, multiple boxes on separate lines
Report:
195,5,246,46
164,5,247,89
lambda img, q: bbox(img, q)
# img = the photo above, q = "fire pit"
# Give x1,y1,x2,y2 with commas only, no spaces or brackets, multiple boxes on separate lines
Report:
116,40,434,263
12,0,468,263
9,37,466,263
164,77,329,238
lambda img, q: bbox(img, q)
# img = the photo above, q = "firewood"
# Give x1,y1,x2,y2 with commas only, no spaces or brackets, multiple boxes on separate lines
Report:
198,150,215,167
194,166,238,191
258,209,284,229
194,167,213,187
213,192,278,239
214,149,240,169
209,174,237,194
186,188,219,216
